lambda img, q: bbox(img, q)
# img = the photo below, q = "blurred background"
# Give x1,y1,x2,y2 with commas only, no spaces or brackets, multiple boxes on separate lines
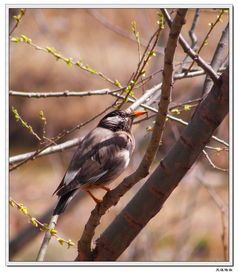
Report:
9,8,229,262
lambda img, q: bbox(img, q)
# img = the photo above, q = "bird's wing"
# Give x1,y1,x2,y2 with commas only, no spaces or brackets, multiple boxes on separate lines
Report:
54,128,133,197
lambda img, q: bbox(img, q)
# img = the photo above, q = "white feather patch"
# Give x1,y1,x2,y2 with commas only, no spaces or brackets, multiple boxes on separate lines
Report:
64,170,78,185
119,150,130,169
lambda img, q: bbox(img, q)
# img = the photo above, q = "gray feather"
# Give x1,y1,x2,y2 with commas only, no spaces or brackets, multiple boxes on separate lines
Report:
54,127,134,197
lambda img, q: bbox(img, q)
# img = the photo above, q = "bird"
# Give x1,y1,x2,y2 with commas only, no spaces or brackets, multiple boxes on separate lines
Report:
52,109,147,215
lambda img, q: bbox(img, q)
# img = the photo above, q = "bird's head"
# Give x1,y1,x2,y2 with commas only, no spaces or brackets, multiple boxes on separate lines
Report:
98,109,147,132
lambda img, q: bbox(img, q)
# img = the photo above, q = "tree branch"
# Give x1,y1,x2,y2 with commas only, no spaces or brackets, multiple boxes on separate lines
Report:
93,66,229,261
9,88,115,98
9,138,81,165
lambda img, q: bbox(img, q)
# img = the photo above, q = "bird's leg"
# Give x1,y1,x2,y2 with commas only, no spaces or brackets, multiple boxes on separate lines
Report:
93,185,111,192
85,190,102,204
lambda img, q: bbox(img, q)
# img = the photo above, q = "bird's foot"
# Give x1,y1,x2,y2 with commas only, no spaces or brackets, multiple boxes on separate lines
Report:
85,190,103,204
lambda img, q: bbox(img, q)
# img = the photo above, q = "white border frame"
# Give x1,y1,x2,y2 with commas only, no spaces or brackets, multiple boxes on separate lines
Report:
5,4,233,268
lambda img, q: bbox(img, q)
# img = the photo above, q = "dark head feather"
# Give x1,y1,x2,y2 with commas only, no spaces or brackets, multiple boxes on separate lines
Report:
98,110,133,132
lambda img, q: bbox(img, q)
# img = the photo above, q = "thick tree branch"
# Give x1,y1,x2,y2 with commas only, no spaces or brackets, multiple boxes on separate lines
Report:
93,66,228,261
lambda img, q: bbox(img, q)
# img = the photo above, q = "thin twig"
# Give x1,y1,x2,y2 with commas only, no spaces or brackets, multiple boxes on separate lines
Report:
9,198,75,252
195,166,228,261
161,8,219,83
9,9,26,36
9,88,114,98
119,26,163,108
10,36,117,87
186,9,226,75
177,8,200,73
169,97,202,111
189,8,200,49
36,215,59,261
202,149,228,172
202,23,229,95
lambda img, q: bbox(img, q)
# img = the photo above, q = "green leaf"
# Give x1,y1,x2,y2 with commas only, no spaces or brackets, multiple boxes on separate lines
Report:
85,64,97,74
12,106,20,121
46,46,55,54
171,108,181,114
184,104,191,111
50,229,58,236
39,110,46,121
64,58,73,67
156,12,165,29
9,199,15,207
57,238,65,245
10,37,22,43
215,147,223,152
67,239,75,249
19,204,28,215
21,34,31,43
114,79,122,88
13,14,21,22
29,217,38,227
125,85,131,93
76,60,83,67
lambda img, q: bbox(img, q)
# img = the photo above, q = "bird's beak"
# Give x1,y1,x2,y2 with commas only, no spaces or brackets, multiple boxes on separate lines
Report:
129,110,147,117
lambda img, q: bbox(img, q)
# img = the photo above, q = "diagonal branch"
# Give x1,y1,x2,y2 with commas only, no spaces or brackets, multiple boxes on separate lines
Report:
93,66,229,261
76,8,188,261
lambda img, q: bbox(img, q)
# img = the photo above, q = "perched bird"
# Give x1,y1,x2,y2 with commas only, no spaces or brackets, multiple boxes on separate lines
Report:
53,109,146,215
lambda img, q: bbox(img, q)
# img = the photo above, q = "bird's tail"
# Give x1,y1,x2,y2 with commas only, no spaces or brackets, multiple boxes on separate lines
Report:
53,189,77,215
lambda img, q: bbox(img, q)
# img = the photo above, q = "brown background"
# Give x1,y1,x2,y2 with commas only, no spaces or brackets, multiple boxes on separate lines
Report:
9,8,229,262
